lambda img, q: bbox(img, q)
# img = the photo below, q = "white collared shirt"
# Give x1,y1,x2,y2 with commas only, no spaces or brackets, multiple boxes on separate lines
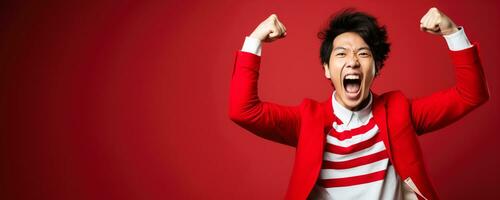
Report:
313,91,404,200
331,91,373,128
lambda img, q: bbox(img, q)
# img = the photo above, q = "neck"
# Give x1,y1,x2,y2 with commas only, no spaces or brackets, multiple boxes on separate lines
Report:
353,93,371,111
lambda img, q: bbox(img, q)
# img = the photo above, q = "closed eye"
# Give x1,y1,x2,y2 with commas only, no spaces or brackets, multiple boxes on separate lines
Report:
358,52,371,57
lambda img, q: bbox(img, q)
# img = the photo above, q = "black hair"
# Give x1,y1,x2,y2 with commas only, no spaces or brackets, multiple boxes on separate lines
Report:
318,8,390,73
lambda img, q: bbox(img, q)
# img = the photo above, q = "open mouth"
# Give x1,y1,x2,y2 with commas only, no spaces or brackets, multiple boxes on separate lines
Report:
343,74,362,98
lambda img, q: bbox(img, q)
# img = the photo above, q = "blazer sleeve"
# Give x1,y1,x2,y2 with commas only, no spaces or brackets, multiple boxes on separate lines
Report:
410,44,490,135
228,51,301,147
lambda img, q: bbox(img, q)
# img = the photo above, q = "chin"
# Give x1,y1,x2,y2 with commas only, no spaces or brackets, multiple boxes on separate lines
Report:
337,88,370,111
342,94,364,110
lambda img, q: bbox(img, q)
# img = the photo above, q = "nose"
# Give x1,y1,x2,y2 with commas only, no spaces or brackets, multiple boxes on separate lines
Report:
345,53,360,68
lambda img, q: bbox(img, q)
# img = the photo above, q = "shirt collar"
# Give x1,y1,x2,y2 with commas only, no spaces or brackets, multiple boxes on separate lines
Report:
331,91,373,126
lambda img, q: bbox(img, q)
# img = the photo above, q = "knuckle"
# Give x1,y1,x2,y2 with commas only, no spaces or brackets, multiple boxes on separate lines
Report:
271,23,278,29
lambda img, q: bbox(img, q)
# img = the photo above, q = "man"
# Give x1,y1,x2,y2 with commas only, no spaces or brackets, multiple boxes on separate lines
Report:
229,7,489,200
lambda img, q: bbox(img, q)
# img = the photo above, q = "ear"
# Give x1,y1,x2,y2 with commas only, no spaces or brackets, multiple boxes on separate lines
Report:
372,64,377,77
323,63,331,79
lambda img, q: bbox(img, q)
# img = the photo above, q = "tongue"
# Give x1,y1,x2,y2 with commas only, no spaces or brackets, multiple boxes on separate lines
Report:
345,83,360,93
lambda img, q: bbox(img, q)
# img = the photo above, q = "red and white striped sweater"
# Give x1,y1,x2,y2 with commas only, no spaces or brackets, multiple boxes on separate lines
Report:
317,92,403,199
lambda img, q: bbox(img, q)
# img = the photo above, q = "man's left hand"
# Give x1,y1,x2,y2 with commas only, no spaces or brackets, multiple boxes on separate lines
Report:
420,7,459,36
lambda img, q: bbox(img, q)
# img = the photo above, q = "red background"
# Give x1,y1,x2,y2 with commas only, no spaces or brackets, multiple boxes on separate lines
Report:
1,1,499,199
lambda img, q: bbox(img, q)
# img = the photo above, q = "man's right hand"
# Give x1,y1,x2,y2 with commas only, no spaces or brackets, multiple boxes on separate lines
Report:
249,14,287,43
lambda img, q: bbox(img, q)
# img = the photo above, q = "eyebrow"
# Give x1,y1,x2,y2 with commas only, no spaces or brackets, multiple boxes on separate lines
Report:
333,47,346,51
357,47,371,51
333,46,371,51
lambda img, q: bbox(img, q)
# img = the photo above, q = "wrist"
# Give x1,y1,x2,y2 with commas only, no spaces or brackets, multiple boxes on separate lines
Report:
443,26,459,36
248,34,262,41
249,32,265,41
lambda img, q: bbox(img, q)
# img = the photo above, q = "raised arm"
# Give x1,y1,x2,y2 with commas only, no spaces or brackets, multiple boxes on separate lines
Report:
229,14,301,147
411,8,490,134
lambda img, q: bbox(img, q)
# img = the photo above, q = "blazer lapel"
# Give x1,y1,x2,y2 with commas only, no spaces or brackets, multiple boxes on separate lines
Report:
372,94,395,164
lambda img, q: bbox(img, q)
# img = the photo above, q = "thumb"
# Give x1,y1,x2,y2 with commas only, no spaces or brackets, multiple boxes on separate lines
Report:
268,27,280,38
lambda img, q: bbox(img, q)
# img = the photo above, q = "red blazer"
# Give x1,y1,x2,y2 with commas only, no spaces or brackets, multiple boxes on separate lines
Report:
229,45,489,200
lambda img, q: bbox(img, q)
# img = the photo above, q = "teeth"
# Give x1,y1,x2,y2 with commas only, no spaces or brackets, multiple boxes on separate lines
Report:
345,74,360,80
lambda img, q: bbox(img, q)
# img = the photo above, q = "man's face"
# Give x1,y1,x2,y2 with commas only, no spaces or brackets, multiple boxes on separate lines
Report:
323,32,376,111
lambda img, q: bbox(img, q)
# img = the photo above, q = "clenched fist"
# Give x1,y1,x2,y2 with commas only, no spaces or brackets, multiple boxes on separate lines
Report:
249,14,287,42
420,7,459,36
